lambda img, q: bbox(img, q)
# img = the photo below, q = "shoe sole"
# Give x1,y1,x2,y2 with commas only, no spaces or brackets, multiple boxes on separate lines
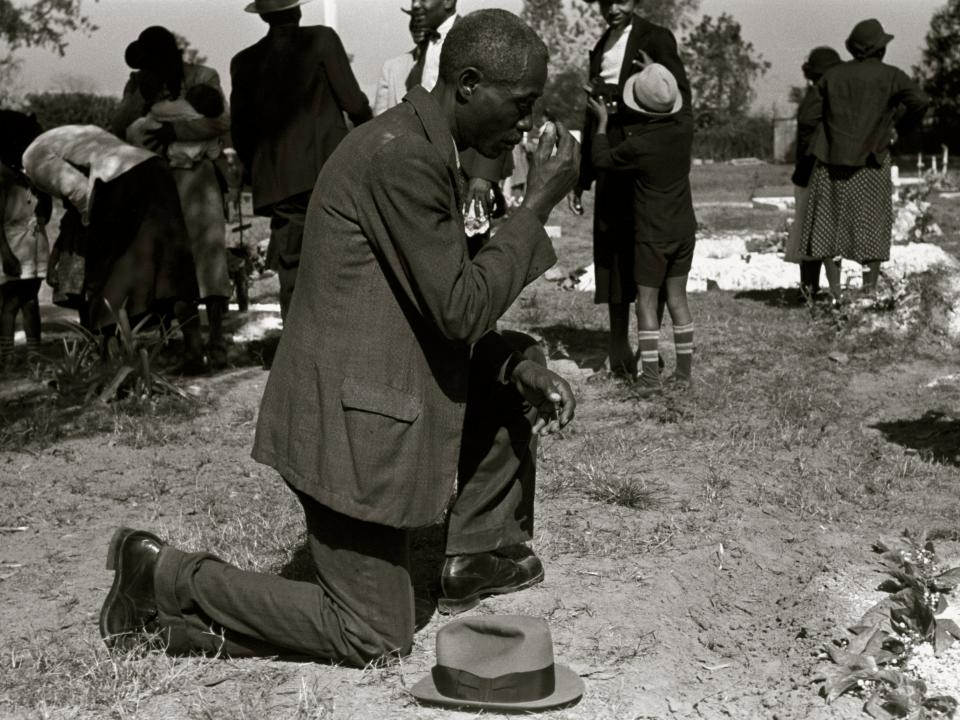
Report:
436,568,545,616
99,527,137,648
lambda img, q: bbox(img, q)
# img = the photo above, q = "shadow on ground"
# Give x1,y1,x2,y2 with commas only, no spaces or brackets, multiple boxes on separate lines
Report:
870,411,960,466
532,324,608,371
734,288,807,309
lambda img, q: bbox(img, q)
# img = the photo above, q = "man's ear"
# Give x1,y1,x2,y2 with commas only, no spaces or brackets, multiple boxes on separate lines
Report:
456,67,482,102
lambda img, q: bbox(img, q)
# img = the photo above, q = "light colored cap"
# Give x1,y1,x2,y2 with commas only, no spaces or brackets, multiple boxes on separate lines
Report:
622,63,683,116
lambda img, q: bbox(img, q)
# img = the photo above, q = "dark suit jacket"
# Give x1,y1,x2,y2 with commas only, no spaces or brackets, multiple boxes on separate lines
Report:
808,57,928,169
579,16,691,191
252,87,556,528
230,24,372,214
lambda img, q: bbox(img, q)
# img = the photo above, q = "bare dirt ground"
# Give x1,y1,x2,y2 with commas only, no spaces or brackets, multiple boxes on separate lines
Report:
2,167,959,719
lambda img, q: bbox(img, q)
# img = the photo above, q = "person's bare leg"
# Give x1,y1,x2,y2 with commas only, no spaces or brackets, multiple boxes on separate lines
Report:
824,258,842,304
664,275,694,384
635,286,662,391
862,261,881,295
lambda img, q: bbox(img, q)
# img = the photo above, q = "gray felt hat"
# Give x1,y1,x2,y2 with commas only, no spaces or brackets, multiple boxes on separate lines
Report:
411,615,584,712
244,0,313,14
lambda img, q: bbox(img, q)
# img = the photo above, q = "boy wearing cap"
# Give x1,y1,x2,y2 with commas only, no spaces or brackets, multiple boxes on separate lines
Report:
587,63,696,393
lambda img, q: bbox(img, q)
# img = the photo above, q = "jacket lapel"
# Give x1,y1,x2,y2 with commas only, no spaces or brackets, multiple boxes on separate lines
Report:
619,19,650,87
403,86,463,212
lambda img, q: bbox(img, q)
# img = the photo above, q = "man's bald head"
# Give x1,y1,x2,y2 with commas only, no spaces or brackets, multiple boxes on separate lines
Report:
439,9,548,86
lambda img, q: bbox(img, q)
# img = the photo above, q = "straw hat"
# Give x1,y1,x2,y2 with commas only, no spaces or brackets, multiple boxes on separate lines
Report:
244,0,313,14
622,63,683,116
411,616,584,711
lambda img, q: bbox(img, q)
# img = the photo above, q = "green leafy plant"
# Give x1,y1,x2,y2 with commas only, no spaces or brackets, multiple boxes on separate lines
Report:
42,302,188,403
816,532,960,719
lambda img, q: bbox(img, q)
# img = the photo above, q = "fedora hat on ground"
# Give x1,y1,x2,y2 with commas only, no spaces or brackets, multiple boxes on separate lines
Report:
846,18,894,58
244,0,313,14
622,63,683,116
411,615,584,711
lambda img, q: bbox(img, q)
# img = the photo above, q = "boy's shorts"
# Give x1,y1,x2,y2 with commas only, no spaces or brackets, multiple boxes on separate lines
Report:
634,235,695,288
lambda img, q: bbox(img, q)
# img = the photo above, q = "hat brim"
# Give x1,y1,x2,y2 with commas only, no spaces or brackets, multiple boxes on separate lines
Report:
622,74,684,116
244,0,313,13
410,664,584,712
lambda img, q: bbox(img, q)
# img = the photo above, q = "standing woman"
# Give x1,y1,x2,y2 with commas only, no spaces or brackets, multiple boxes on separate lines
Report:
800,19,928,303
112,26,233,369
783,46,841,301
575,0,691,376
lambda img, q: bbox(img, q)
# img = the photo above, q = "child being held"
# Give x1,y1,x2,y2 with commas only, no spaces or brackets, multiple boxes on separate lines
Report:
127,84,224,167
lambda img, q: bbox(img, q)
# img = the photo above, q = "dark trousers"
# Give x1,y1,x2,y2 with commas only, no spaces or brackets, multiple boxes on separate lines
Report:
153,331,541,667
266,192,311,321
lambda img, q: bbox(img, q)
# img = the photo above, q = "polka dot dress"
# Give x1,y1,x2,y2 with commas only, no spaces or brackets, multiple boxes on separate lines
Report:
801,155,893,263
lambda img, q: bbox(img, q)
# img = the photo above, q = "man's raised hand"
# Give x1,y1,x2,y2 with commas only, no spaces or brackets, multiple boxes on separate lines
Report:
521,121,580,225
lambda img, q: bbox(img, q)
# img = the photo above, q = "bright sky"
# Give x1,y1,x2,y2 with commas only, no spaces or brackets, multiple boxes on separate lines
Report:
12,0,945,116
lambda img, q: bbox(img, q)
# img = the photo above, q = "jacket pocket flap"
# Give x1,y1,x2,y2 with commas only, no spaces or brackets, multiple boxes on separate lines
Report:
340,377,421,422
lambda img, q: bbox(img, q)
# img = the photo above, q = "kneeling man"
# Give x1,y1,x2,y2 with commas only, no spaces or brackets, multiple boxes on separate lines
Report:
99,9,580,667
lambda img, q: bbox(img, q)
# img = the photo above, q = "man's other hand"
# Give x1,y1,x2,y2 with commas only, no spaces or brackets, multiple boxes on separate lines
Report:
464,177,494,216
521,121,580,225
511,359,576,435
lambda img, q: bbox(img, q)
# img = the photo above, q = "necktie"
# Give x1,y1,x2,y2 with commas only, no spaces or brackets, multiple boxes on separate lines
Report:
406,30,441,91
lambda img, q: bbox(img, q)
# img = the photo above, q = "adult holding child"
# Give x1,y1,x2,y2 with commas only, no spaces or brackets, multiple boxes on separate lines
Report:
575,0,692,377
799,19,929,304
112,26,233,369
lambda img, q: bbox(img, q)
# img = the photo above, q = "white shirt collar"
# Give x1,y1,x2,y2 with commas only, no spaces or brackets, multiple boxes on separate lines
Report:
435,13,456,42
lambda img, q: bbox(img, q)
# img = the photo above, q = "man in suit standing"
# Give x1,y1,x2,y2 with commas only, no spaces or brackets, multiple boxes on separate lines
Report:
99,10,580,667
230,0,372,320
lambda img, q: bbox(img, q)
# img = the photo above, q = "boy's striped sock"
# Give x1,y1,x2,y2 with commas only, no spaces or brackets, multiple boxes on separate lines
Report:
637,329,661,388
673,323,694,381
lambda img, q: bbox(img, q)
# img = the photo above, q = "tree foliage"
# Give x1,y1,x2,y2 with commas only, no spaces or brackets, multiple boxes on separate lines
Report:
0,0,97,54
173,32,207,67
914,0,960,150
0,0,98,105
680,13,770,126
24,91,119,130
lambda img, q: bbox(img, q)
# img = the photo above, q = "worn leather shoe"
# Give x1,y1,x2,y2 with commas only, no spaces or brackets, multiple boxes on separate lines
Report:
438,545,544,615
99,527,164,650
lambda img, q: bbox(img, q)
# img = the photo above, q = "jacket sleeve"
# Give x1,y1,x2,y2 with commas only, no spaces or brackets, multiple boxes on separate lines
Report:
172,66,231,142
22,144,91,224
110,74,147,138
591,133,647,171
373,58,396,117
229,55,255,172
891,69,930,130
644,27,691,102
358,136,555,345
321,28,373,127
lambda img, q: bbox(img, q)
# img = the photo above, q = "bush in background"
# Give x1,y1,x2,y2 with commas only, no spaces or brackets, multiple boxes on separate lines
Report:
23,92,120,131
693,115,774,161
